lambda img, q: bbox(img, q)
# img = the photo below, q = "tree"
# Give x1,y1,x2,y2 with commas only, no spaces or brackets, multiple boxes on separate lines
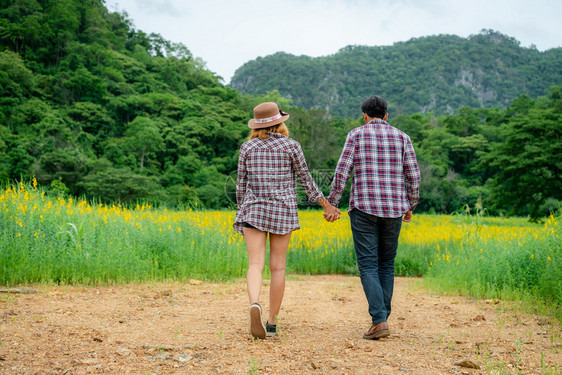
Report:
78,167,163,203
124,116,164,172
0,50,35,99
483,88,562,219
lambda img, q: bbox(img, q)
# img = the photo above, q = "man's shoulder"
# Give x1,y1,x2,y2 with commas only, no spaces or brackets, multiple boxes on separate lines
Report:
378,121,412,141
349,121,413,144
347,125,366,138
387,124,411,139
350,121,407,136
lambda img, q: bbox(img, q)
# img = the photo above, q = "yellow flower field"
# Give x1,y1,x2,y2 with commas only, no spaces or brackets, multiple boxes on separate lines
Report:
1,181,559,305
1,181,550,252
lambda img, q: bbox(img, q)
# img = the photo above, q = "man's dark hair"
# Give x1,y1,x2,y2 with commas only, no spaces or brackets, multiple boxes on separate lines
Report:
361,95,387,119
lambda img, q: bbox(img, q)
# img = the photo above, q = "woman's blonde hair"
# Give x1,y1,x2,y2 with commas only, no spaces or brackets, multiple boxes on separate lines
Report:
249,122,289,140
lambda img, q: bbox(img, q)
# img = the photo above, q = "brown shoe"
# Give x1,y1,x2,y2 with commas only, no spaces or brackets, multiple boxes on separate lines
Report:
363,321,390,340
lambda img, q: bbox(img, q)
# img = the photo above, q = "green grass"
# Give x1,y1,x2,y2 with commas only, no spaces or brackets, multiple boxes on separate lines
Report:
0,183,248,284
424,213,561,321
1,182,560,321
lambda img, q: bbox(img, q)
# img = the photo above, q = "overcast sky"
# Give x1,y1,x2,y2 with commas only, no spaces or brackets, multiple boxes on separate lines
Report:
105,0,562,84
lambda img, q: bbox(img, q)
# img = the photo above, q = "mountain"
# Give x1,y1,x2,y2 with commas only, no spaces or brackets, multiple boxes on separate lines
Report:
230,30,562,117
1,2,560,217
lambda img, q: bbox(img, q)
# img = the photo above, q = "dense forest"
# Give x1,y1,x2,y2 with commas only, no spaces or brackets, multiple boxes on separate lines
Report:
0,0,560,219
230,31,562,118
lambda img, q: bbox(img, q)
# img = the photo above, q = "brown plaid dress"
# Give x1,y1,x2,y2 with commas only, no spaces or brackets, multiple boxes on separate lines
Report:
234,133,324,235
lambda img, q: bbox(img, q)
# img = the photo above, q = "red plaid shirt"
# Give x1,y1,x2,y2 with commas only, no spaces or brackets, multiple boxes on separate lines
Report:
234,133,324,235
327,119,420,217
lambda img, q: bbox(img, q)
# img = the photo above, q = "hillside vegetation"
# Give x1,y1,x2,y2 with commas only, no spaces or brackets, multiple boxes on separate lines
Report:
0,1,560,219
0,0,258,208
230,30,562,118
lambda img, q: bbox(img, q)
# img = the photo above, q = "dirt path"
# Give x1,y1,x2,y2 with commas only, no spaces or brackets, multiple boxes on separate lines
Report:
1,275,560,374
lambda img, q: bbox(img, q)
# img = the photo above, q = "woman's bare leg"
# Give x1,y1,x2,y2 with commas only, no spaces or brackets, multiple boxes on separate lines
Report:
268,232,291,324
244,227,268,304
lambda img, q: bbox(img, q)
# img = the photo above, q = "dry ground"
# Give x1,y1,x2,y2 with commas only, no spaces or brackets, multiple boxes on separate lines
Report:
1,275,561,374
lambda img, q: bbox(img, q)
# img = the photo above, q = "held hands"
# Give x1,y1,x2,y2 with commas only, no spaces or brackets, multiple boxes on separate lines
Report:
323,204,341,222
318,198,341,222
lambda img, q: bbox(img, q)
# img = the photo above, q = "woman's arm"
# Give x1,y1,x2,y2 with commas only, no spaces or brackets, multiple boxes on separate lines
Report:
291,142,340,221
235,149,247,208
291,142,324,202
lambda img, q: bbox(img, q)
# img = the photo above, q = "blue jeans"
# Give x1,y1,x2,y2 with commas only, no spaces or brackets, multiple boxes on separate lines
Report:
349,208,402,324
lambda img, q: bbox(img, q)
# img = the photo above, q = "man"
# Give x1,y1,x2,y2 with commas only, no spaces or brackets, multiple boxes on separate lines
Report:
327,95,420,339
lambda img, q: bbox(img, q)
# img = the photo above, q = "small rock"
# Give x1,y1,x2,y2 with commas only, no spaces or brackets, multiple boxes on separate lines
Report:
310,362,319,369
116,348,135,357
71,358,98,366
175,354,193,363
189,279,203,285
154,353,169,361
154,290,172,298
332,296,346,302
454,359,480,369
473,314,486,321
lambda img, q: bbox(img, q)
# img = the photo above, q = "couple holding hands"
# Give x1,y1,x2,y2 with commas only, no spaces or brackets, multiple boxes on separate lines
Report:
233,96,421,340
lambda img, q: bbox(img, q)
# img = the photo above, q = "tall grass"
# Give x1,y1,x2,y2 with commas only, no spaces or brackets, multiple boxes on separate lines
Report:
424,212,561,314
0,181,248,284
1,181,560,319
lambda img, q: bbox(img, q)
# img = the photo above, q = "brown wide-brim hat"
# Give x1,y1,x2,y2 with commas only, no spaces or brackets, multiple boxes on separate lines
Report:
248,102,290,129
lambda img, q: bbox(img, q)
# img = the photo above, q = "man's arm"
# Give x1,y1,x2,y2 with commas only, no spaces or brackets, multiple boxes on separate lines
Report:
327,131,356,207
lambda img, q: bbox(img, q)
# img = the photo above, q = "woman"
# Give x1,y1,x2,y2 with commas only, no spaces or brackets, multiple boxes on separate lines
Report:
234,102,340,339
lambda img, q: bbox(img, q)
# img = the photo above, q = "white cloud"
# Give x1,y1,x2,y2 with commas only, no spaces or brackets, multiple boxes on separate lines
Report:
106,0,562,83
